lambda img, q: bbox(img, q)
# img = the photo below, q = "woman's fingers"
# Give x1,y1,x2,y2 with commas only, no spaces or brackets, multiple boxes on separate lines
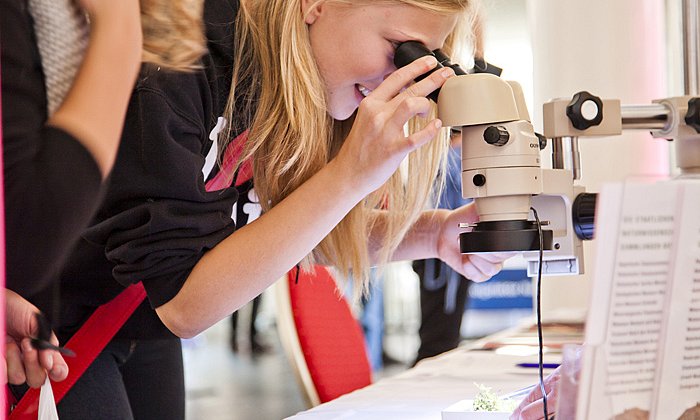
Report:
401,119,443,154
48,352,69,382
518,393,559,420
389,96,432,130
6,340,26,385
453,255,491,282
373,96,442,156
46,332,68,382
468,255,504,279
511,393,558,420
463,252,516,280
511,373,561,420
472,252,517,264
21,338,47,388
371,55,438,101
394,65,454,103
370,54,454,104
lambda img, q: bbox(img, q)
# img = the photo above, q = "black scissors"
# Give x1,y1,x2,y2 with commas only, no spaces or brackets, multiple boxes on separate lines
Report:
30,312,75,357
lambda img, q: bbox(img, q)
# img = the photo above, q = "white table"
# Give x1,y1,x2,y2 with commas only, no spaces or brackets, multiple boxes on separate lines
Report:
286,345,562,420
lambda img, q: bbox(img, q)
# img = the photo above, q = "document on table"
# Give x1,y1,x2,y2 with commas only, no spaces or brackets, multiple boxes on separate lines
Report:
652,183,700,419
577,179,700,420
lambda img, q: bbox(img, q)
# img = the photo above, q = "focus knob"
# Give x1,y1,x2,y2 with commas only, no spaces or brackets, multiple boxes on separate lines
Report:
566,91,604,130
685,97,700,133
572,193,597,240
483,126,509,146
536,133,547,150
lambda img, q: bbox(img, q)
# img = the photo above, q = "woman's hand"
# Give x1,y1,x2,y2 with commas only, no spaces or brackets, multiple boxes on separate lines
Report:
4,290,68,388
436,203,513,282
334,56,455,196
510,367,561,420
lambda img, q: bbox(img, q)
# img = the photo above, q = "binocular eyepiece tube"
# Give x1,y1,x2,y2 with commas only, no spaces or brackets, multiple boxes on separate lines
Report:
393,41,467,102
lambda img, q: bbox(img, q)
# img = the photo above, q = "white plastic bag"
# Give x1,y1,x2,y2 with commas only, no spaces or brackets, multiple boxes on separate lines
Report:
38,377,59,420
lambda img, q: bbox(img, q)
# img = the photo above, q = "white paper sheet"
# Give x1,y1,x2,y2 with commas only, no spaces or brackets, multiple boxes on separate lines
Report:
577,179,700,420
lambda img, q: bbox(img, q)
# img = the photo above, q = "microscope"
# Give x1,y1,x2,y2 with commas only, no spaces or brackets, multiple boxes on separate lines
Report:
395,41,700,277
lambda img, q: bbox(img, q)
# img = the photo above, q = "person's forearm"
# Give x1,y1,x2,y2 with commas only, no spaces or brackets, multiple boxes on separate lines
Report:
48,6,142,177
156,159,366,338
369,208,448,263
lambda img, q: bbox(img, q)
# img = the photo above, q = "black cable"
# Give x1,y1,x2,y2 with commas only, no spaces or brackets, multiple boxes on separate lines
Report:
531,207,549,419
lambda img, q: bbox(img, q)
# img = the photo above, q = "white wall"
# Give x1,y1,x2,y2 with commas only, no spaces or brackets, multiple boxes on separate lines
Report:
527,0,671,314
480,0,673,316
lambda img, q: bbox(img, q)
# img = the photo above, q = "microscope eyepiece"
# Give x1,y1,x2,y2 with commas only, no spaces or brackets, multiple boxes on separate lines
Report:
393,41,437,73
394,41,468,102
394,41,443,102
432,49,467,76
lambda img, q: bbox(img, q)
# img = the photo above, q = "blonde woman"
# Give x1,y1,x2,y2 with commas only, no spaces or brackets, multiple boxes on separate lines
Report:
1,0,204,411
43,0,511,417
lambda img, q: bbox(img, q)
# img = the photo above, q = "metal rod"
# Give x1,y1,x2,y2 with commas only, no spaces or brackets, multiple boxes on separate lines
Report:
683,0,700,95
620,104,671,130
551,137,564,169
570,136,582,180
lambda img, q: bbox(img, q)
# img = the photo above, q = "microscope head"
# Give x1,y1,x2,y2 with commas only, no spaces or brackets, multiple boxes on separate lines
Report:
438,74,528,126
437,74,555,253
394,42,591,275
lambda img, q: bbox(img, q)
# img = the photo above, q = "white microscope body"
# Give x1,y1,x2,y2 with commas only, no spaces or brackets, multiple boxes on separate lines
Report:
438,73,700,276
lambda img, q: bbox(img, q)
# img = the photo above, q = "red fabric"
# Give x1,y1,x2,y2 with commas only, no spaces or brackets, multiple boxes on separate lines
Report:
8,283,146,419
288,266,371,403
205,130,252,191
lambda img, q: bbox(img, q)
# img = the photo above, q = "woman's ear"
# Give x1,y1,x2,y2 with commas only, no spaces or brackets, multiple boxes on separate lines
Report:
301,0,324,25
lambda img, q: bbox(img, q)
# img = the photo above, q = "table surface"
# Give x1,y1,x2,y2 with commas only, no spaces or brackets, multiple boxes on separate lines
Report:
286,321,583,420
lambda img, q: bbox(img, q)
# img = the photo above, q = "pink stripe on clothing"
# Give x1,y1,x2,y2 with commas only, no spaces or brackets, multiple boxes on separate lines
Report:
205,130,252,192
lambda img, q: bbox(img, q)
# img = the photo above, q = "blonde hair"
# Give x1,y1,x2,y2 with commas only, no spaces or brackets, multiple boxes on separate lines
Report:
225,0,479,297
140,0,206,70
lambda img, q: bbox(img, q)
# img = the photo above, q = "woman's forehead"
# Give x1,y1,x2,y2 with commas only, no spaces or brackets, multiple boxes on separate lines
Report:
376,7,458,48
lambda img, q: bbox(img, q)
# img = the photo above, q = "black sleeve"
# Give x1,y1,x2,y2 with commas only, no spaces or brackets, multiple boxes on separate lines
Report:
1,0,103,296
83,69,239,308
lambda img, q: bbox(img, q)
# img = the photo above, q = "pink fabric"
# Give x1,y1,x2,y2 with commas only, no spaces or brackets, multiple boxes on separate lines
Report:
1,51,8,416
287,266,372,403
205,130,252,192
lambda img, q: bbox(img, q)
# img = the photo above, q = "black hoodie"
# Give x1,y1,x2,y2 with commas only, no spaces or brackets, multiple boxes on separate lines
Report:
37,0,252,341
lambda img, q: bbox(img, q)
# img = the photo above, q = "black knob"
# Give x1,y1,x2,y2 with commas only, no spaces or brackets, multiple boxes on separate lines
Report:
473,174,486,187
566,91,604,130
572,193,597,240
685,97,700,133
536,133,547,150
483,126,509,146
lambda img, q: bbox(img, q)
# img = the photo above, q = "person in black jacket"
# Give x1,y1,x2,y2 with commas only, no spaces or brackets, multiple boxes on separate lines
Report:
26,0,511,418
1,0,204,394
1,0,143,391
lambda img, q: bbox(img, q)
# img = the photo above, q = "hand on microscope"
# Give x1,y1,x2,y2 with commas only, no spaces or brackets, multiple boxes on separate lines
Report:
436,203,514,282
